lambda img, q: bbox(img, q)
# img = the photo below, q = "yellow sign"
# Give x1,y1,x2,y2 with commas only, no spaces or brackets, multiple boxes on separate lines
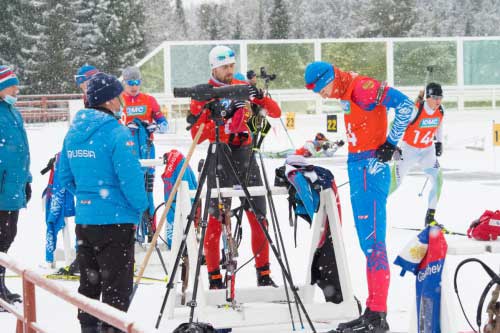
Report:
494,123,500,146
327,114,337,132
286,112,295,130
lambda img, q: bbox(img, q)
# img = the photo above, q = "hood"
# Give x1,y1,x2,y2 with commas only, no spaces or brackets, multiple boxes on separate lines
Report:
66,108,117,143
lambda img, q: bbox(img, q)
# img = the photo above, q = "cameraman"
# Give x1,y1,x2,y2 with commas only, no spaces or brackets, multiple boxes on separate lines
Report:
189,45,281,289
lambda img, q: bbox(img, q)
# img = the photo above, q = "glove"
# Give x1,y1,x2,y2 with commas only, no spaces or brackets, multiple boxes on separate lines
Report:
247,115,271,135
435,142,442,156
224,108,247,134
322,141,332,150
375,140,397,162
146,123,158,134
248,85,264,100
25,183,32,203
158,121,168,134
229,100,247,116
335,139,345,147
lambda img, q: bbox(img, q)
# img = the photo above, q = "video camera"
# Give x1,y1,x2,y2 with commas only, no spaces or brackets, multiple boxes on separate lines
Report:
173,84,250,102
259,67,277,82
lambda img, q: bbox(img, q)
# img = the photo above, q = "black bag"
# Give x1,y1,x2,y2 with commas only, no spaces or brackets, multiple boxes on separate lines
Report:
173,322,217,333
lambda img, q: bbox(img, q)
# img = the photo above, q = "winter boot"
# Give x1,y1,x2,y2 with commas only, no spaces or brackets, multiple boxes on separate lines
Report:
0,272,20,303
334,308,389,333
68,259,80,275
256,264,278,288
208,269,225,290
425,209,449,233
81,325,99,333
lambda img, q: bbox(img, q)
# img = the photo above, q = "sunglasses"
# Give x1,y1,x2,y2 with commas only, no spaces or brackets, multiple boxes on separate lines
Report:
216,50,235,61
126,79,141,86
430,95,443,100
305,70,329,90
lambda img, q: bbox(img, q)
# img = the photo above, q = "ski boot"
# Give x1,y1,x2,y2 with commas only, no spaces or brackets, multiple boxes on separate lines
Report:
256,264,278,288
333,308,389,333
208,269,225,290
425,209,449,233
0,272,21,304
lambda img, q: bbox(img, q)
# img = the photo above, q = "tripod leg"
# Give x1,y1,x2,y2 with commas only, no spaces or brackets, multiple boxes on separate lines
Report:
219,145,316,333
155,146,213,329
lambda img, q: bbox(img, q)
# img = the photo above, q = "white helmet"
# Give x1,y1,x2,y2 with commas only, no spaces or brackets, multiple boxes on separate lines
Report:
209,45,236,70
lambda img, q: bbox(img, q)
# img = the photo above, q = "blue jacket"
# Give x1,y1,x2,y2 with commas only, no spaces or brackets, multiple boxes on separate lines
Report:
0,100,31,210
58,108,148,225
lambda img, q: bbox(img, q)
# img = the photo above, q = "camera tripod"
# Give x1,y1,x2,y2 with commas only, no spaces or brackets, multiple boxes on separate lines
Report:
155,102,316,332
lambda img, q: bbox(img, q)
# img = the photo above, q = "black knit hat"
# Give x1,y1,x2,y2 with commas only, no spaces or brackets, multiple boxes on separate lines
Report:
426,82,443,98
86,73,123,107
247,70,256,80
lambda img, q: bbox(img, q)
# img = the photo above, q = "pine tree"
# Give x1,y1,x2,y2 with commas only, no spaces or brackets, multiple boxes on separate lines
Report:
143,0,174,50
100,0,146,76
0,3,21,66
72,0,107,73
269,0,289,39
359,0,418,37
174,0,189,40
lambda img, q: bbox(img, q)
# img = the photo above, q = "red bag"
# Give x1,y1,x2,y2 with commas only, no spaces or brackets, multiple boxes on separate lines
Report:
467,210,500,241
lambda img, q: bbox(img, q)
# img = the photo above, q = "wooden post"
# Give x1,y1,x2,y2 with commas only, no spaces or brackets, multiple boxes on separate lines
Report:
23,273,37,333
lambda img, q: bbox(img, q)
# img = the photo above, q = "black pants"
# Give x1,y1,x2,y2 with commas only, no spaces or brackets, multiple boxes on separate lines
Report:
75,224,135,329
207,144,267,217
0,211,19,274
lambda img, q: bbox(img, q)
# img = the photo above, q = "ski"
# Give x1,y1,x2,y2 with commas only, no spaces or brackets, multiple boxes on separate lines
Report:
392,226,467,236
43,274,167,283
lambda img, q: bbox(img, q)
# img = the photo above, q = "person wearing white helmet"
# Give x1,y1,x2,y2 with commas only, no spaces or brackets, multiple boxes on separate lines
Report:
189,45,282,290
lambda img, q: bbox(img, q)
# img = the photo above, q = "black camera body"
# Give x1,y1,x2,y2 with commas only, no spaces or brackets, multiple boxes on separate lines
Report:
259,67,277,82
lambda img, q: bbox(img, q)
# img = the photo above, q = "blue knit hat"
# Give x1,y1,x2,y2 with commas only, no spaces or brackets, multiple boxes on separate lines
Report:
304,62,335,93
75,65,99,86
0,66,19,91
86,73,123,107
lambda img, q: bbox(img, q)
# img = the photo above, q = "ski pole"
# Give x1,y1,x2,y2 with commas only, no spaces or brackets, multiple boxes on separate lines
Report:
131,124,204,301
418,178,429,197
279,117,296,149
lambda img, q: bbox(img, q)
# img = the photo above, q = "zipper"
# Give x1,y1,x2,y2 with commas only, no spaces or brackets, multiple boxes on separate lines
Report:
0,170,6,193
363,166,367,192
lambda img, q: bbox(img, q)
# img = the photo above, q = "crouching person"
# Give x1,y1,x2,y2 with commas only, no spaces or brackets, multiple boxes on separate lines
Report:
58,72,148,333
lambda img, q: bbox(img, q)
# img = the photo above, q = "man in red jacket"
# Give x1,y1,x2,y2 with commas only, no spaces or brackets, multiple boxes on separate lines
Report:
190,45,281,289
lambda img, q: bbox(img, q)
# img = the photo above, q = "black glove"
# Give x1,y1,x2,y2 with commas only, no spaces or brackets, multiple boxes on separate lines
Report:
375,140,397,162
247,115,271,135
227,100,246,117
322,141,332,150
248,85,264,100
25,183,32,203
435,142,442,156
335,139,345,147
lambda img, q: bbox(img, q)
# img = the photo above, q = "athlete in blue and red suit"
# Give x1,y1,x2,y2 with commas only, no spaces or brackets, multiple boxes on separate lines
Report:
305,61,414,332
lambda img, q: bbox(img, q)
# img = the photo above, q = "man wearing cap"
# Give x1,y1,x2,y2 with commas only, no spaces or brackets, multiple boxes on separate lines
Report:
121,66,168,133
390,82,445,228
75,64,99,107
58,72,148,333
190,45,281,289
294,132,345,158
304,61,414,332
0,66,31,307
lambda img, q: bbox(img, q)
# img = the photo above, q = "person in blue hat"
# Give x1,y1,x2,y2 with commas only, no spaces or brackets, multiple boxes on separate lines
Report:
0,66,31,306
74,65,99,107
58,72,148,333
305,61,414,332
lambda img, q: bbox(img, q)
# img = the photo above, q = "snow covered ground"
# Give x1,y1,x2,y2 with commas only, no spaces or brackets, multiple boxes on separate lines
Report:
1,109,500,332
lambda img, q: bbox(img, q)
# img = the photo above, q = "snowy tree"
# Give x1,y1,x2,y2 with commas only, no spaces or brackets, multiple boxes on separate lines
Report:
359,0,418,37
174,0,189,40
269,0,290,39
99,0,146,76
143,0,175,51
71,0,107,73
0,3,22,66
23,0,75,94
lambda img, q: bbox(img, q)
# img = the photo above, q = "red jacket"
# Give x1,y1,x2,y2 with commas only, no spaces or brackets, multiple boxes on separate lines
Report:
190,78,281,146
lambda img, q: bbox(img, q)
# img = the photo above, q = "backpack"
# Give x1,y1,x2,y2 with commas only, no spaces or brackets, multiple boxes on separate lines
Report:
467,210,500,241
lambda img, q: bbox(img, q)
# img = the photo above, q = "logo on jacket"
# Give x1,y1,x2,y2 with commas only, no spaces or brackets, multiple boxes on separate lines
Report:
67,150,96,159
419,118,439,128
126,105,147,116
340,100,351,114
